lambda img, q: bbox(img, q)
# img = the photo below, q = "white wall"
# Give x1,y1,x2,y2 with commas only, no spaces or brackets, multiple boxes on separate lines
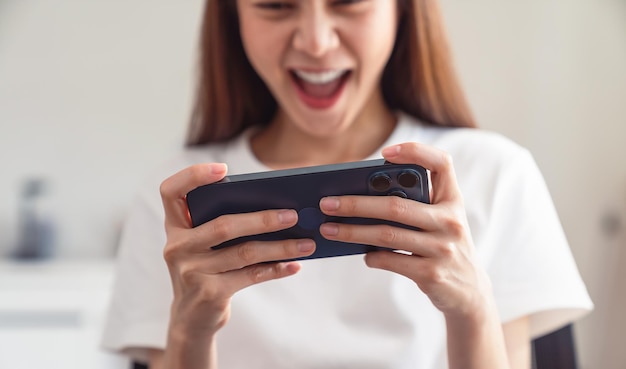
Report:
1,1,625,368
442,1,626,368
0,1,204,258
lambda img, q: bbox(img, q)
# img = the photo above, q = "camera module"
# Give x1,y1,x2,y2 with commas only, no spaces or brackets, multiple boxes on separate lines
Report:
370,173,392,192
388,190,408,198
398,171,419,188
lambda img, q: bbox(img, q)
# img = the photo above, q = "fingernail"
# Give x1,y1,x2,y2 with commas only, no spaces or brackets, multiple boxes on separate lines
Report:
297,240,315,253
382,145,401,157
320,197,340,211
209,163,227,175
320,223,339,236
278,210,297,224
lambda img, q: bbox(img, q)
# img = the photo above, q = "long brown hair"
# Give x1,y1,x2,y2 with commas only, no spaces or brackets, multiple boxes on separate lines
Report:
186,0,476,147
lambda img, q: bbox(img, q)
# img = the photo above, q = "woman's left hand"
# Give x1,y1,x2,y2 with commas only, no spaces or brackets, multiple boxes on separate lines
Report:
319,142,493,320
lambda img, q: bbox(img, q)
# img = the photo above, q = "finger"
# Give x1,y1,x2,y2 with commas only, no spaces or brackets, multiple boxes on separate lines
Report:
382,143,461,204
319,194,439,231
220,261,302,294
193,209,299,249
319,222,439,257
160,163,228,229
364,251,431,285
208,238,316,272
365,251,469,301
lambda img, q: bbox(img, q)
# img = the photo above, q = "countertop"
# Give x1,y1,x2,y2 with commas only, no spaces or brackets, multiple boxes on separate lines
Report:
0,259,128,369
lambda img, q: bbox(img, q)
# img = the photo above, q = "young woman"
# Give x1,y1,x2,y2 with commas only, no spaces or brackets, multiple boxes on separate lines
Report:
102,1,593,368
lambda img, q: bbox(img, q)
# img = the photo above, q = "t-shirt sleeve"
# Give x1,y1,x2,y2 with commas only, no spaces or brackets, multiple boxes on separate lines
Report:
100,184,173,363
480,148,593,338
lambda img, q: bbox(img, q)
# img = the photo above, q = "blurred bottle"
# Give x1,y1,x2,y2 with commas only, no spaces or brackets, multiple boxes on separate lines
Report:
14,178,56,260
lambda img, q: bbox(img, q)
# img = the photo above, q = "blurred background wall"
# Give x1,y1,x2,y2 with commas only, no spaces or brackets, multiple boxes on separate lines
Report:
0,1,199,258
442,1,626,368
0,0,624,368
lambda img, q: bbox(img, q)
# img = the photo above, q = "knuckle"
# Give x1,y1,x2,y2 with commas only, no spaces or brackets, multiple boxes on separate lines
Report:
162,246,176,264
199,283,222,302
441,213,464,237
368,251,392,269
343,197,357,213
339,225,352,240
424,207,438,227
237,242,258,263
261,211,275,229
179,264,199,286
407,142,419,151
246,264,271,284
159,178,173,200
210,217,232,241
163,239,185,264
438,241,456,258
440,152,454,169
377,226,398,245
387,197,409,219
425,265,446,285
284,241,299,257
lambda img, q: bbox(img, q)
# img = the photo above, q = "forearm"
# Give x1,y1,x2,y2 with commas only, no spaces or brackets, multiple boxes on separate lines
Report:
445,300,510,369
161,325,218,369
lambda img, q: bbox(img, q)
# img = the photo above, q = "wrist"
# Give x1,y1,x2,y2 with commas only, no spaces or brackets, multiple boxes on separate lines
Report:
168,296,230,337
444,284,499,325
445,268,497,320
444,294,509,369
168,321,217,345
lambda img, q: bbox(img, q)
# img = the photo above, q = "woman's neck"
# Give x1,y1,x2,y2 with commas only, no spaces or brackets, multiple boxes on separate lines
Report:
250,106,397,170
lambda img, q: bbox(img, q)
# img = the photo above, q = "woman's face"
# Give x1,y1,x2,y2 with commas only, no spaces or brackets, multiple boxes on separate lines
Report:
236,0,399,138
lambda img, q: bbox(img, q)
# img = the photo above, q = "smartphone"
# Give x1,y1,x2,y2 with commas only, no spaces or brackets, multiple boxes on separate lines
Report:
186,159,430,261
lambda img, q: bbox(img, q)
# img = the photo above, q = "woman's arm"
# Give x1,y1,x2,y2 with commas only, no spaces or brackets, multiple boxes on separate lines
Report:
148,333,218,369
148,318,530,369
503,316,531,369
446,308,530,369
148,349,165,369
319,142,522,369
156,163,315,369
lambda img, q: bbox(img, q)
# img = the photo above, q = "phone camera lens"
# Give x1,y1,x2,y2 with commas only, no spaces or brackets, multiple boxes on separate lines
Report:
388,190,408,198
398,171,419,188
370,173,392,192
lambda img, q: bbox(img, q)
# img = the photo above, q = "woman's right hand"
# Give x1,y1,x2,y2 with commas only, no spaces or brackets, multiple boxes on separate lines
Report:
159,162,316,340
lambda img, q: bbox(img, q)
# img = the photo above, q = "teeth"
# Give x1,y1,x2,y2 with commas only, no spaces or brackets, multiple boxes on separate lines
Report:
294,69,346,84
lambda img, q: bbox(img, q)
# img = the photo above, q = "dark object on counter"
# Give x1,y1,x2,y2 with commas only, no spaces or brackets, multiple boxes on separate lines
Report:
14,178,56,260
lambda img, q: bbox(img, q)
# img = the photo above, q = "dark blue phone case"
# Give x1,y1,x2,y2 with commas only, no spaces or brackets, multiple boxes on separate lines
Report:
186,159,430,261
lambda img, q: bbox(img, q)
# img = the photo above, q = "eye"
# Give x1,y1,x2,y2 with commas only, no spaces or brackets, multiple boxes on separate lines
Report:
332,0,366,5
255,1,295,10
331,0,369,12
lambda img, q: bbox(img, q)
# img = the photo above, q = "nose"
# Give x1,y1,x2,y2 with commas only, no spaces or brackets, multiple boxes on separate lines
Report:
292,7,339,58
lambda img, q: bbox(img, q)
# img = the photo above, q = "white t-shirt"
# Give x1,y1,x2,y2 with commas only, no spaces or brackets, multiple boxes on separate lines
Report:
101,114,593,368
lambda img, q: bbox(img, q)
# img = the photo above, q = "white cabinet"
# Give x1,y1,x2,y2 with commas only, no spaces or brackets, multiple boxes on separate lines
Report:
0,260,128,369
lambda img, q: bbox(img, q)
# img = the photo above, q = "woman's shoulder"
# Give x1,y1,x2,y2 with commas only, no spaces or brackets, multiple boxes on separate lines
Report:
151,143,228,180
400,114,531,169
138,132,255,192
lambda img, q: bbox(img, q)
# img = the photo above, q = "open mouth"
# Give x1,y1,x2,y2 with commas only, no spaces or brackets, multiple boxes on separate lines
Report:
290,69,352,110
